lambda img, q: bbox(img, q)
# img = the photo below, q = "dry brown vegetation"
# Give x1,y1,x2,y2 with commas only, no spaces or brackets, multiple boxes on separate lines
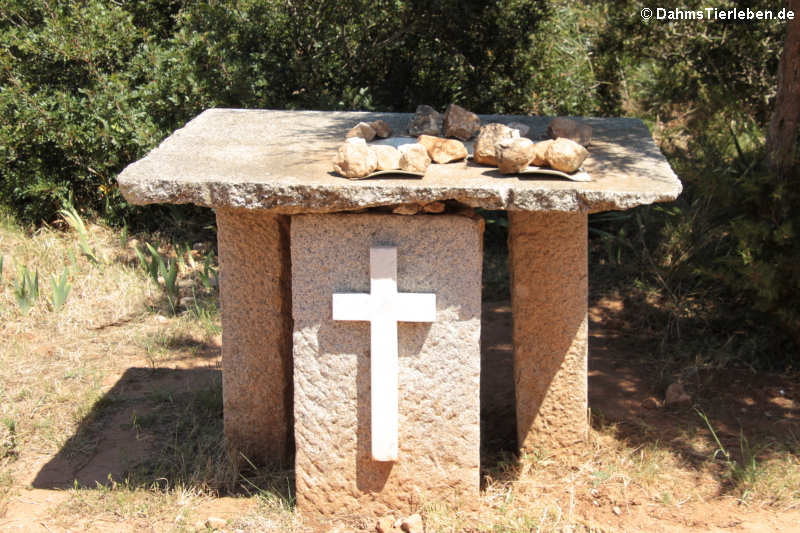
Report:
0,212,798,532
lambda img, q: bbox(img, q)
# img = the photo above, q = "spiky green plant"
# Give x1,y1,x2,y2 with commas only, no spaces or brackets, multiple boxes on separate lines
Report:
59,203,99,264
50,268,71,311
13,266,39,313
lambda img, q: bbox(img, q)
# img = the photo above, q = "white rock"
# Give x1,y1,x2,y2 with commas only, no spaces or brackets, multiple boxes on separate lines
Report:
333,138,378,178
372,145,402,171
398,143,431,173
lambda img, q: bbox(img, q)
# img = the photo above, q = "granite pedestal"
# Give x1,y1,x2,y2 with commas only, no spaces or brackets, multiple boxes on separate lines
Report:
117,109,681,516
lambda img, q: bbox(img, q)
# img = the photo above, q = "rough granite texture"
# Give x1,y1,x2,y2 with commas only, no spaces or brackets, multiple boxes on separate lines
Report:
508,211,588,452
291,213,483,517
216,208,293,465
117,109,682,214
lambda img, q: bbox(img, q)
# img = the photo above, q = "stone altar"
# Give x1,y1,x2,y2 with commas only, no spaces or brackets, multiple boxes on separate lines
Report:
117,109,681,516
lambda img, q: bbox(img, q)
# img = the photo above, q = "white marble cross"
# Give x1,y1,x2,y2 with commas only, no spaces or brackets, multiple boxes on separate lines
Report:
332,246,436,462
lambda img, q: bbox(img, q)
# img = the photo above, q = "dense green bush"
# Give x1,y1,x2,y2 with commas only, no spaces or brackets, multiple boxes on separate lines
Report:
2,0,610,225
1,0,797,363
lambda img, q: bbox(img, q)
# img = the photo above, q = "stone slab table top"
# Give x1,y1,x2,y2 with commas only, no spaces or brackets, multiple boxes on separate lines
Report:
117,109,681,213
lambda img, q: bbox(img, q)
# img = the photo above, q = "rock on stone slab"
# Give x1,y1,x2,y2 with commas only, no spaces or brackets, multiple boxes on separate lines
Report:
496,138,535,175
346,121,377,141
398,143,431,173
370,120,392,138
416,135,468,164
392,203,421,215
473,123,520,166
547,117,592,146
530,139,554,166
407,104,443,136
507,121,531,137
442,104,481,141
372,145,402,171
422,201,446,213
333,137,378,178
664,383,691,408
400,514,424,533
544,138,589,173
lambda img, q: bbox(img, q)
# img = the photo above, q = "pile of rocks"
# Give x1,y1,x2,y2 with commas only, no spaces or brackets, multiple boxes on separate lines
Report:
473,117,590,174
332,105,592,179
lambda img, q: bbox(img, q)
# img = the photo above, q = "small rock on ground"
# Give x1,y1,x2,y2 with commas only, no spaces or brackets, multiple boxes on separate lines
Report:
664,382,692,407
376,515,396,532
401,513,424,533
205,516,227,529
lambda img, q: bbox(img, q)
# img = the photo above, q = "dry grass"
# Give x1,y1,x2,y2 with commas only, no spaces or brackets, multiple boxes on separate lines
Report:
0,211,798,532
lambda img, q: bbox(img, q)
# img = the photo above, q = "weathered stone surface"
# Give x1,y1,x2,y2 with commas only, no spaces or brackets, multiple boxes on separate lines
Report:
473,123,519,166
530,139,554,167
398,143,431,173
496,138,535,175
370,120,392,138
117,109,682,214
509,211,588,452
442,104,481,141
346,122,377,141
416,135,468,164
545,138,589,173
291,213,482,516
216,209,292,465
372,145,402,171
407,105,442,136
507,121,531,137
548,117,593,146
333,138,378,178
665,383,691,407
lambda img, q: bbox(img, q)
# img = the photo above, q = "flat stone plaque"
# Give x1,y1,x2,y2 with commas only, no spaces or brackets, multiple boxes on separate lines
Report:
291,213,482,517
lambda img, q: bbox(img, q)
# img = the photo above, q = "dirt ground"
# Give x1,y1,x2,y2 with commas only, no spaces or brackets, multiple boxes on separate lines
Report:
0,298,798,532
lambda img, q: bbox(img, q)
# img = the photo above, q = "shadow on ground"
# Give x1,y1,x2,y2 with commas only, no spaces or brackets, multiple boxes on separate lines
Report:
32,365,224,490
32,299,798,500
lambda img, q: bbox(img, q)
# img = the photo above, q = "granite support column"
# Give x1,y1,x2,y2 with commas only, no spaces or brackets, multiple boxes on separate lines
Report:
216,208,293,465
508,211,588,452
